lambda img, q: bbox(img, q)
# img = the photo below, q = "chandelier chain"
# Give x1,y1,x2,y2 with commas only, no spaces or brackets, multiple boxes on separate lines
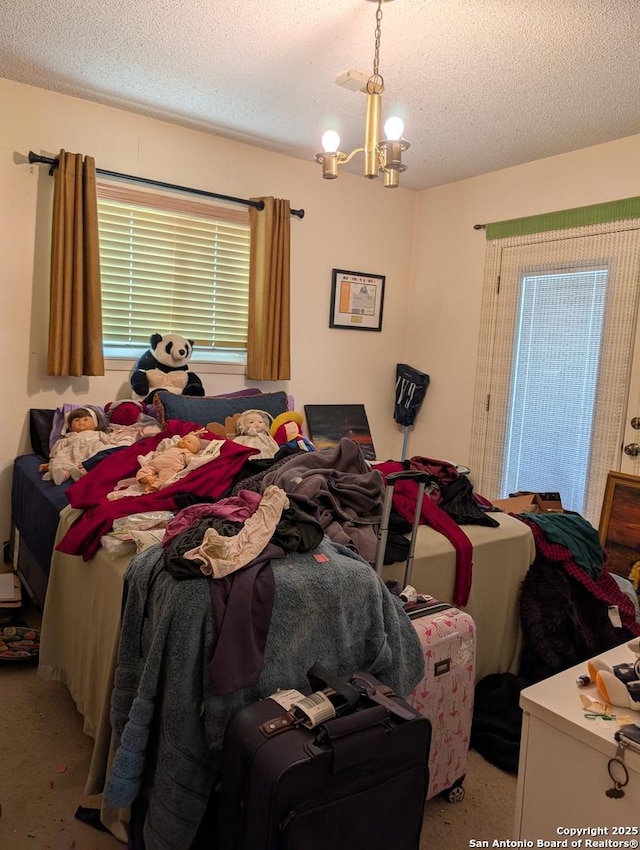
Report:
373,0,383,78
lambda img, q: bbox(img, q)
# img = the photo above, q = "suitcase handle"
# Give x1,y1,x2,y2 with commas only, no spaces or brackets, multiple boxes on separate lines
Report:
384,470,434,484
316,706,391,772
350,673,417,721
307,661,360,713
374,470,438,581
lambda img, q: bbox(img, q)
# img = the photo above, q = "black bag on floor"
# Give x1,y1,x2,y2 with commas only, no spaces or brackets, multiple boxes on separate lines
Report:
216,663,431,850
470,672,528,774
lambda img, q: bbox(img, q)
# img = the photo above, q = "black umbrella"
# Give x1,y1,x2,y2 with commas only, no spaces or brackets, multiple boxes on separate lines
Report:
394,363,430,459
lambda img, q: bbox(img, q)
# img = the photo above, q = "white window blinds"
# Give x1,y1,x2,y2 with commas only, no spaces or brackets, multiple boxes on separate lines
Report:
96,181,250,363
502,269,607,512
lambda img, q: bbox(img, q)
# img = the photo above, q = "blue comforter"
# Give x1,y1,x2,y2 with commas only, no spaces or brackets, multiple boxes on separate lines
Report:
105,537,425,850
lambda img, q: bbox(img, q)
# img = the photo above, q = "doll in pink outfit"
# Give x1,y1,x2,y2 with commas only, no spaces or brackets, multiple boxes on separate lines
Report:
136,432,203,493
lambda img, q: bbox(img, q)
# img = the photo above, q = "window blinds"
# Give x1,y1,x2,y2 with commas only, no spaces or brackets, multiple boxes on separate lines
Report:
96,181,250,362
502,269,607,512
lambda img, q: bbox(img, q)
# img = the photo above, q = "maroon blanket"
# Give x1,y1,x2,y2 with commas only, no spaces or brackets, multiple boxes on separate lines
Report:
57,419,254,560
374,460,473,606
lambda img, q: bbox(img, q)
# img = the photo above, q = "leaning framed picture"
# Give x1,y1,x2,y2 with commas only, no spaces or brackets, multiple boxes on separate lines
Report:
329,268,385,331
304,404,377,461
598,470,640,579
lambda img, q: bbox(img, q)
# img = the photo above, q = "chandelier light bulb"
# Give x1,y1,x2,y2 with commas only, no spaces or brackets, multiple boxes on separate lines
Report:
321,130,341,153
384,116,404,141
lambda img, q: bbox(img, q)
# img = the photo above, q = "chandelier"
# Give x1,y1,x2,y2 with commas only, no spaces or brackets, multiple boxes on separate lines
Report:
315,0,409,189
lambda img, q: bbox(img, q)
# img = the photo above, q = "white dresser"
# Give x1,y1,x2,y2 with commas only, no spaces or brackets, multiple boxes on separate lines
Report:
514,642,640,840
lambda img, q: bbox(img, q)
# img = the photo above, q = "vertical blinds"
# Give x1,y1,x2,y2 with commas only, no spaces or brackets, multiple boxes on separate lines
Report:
96,181,251,360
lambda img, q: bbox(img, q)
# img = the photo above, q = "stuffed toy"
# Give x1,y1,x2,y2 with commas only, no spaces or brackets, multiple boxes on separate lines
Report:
105,399,146,426
588,642,640,711
270,411,315,452
130,333,205,404
105,400,161,441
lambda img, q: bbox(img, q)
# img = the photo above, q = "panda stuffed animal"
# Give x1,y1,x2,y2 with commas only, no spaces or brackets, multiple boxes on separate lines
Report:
130,333,205,403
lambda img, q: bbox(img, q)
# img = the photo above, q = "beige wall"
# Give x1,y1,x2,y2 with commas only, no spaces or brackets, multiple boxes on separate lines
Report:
1,77,418,543
407,133,640,469
3,75,640,544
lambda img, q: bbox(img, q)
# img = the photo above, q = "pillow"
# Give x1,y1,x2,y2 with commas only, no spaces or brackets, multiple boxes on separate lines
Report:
49,403,106,453
29,409,56,460
153,388,262,424
154,391,289,428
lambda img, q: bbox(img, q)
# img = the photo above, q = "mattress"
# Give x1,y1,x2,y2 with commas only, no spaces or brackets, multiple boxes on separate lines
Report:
10,454,72,608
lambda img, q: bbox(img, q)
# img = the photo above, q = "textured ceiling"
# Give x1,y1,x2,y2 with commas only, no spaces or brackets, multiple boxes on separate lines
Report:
2,0,640,191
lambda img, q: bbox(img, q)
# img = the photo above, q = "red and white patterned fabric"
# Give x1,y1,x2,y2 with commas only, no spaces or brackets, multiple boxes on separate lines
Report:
407,606,476,799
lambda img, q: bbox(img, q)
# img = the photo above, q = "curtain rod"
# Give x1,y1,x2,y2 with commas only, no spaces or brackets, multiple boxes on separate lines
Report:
26,152,305,219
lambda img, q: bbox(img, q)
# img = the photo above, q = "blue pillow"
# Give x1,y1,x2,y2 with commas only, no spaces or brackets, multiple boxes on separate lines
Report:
155,391,289,427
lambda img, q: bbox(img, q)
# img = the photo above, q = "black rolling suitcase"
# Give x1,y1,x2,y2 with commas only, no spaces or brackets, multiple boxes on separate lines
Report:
374,468,436,589
216,663,431,850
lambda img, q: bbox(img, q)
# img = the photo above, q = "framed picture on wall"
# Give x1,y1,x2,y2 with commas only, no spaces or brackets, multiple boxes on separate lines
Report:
598,470,640,580
329,268,385,331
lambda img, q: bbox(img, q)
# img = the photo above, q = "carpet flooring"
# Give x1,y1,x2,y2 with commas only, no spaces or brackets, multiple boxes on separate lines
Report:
0,604,518,850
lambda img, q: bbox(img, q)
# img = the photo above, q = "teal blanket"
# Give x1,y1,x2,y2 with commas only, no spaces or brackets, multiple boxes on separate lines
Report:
105,537,424,850
524,512,604,579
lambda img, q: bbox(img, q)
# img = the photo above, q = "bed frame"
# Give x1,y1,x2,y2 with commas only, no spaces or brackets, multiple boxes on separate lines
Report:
9,454,72,609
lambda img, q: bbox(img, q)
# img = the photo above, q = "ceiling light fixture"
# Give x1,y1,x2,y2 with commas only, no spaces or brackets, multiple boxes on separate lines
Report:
315,0,409,189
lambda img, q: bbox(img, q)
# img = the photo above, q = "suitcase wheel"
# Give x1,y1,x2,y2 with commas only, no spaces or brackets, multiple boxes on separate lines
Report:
444,783,465,804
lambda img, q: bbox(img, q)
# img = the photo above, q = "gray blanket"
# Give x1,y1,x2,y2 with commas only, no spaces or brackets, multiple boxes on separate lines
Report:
261,437,384,562
105,537,424,850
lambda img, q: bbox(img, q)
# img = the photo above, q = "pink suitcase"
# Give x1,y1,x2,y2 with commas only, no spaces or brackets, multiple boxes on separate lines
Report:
406,601,476,802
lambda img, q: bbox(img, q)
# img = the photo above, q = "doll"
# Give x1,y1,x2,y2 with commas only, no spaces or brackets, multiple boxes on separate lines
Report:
232,409,280,459
104,398,161,441
40,407,112,485
270,411,315,452
136,431,204,493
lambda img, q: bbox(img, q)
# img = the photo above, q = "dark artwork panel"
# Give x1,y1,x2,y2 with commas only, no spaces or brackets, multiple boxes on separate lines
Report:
599,473,640,580
304,404,376,461
603,483,640,578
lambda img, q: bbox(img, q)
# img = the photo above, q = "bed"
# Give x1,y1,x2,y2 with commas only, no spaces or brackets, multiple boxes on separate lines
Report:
9,453,72,609
24,392,535,843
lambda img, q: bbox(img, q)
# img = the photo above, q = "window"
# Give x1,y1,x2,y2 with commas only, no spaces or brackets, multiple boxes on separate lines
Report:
469,222,640,524
96,182,250,364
